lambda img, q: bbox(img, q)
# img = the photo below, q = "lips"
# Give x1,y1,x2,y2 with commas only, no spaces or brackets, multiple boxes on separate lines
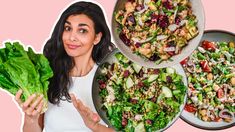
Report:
66,44,81,49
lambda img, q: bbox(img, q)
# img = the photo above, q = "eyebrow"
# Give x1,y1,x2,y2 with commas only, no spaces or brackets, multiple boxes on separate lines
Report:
65,21,90,27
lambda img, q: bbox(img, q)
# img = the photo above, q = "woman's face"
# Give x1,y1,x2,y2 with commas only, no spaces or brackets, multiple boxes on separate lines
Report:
62,14,102,58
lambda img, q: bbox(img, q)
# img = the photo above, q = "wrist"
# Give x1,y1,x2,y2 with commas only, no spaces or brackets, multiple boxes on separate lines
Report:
24,116,39,125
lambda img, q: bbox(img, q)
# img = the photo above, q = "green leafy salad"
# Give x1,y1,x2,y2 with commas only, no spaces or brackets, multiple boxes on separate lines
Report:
0,41,53,113
96,52,186,131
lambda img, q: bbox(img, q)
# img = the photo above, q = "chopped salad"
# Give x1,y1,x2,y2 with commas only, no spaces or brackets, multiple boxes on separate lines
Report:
97,52,186,131
115,0,198,64
182,40,235,122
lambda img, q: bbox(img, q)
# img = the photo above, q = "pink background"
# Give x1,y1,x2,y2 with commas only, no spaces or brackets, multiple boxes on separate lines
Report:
0,0,234,131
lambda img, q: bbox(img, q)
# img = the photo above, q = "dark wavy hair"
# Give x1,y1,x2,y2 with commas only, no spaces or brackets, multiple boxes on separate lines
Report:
43,1,114,104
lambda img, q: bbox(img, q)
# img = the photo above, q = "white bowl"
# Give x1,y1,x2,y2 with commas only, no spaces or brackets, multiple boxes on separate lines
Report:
111,0,205,68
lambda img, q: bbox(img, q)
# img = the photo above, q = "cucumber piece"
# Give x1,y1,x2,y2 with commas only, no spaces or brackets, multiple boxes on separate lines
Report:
148,74,158,83
115,52,129,63
122,56,130,63
162,86,172,98
135,122,145,132
172,89,181,95
132,63,142,73
166,67,175,74
157,93,164,103
126,77,134,89
160,73,167,82
142,79,150,87
100,68,108,74
115,52,123,61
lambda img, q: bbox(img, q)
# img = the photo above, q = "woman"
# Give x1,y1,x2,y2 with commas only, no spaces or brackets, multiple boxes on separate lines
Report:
15,1,115,132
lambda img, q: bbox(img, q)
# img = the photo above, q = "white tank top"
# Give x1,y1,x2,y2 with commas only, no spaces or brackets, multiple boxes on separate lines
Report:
44,64,106,132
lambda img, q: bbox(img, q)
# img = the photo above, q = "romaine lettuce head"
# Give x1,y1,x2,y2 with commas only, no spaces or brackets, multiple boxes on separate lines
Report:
0,41,53,113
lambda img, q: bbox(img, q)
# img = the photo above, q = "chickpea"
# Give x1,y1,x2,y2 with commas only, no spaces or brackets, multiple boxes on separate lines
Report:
207,73,213,80
169,15,175,24
144,43,151,49
130,45,135,51
150,23,157,31
139,47,152,58
229,88,235,96
224,118,232,123
213,84,220,91
179,10,188,19
158,46,165,54
199,109,207,116
125,2,135,14
229,42,235,48
160,54,169,60
202,115,208,121
231,77,235,86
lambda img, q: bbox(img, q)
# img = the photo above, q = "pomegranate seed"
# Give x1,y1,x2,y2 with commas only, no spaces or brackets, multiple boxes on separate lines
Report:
119,32,131,46
100,83,106,89
153,69,160,74
146,119,153,125
123,70,130,78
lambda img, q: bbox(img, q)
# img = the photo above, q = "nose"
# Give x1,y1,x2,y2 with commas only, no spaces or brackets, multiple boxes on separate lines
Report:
69,31,78,42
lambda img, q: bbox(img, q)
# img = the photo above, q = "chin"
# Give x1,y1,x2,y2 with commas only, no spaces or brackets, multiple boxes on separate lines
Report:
65,50,85,57
66,52,82,57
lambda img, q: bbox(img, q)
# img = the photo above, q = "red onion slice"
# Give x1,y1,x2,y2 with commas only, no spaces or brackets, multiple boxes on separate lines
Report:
219,109,234,120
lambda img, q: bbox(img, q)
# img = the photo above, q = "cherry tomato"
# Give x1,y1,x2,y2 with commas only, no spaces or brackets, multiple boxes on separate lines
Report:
201,40,216,51
214,117,222,122
217,88,224,98
184,104,197,113
180,58,188,65
167,51,175,56
200,60,211,72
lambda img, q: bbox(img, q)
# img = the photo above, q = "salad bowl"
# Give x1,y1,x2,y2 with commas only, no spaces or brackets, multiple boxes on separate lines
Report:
180,30,235,130
112,0,205,68
92,49,188,131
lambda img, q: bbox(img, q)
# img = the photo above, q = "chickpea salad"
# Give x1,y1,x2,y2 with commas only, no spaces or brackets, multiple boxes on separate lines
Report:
96,52,186,131
115,0,198,64
181,40,235,123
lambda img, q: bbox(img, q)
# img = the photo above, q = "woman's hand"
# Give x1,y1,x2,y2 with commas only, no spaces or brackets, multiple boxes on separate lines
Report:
70,93,101,131
15,89,44,124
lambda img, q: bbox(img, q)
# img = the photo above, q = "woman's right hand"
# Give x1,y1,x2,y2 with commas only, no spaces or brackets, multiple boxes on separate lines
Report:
15,89,44,124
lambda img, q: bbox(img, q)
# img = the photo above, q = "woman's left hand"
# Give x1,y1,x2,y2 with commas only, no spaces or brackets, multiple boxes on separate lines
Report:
70,93,101,131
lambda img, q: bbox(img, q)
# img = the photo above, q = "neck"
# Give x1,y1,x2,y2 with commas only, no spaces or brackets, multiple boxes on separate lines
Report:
71,50,95,77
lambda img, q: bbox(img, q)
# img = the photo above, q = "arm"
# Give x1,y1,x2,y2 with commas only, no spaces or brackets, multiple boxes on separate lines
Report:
92,124,115,132
23,114,44,132
15,90,44,132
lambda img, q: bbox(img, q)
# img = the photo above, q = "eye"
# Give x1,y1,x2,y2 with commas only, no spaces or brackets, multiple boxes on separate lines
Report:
64,26,71,31
78,29,88,33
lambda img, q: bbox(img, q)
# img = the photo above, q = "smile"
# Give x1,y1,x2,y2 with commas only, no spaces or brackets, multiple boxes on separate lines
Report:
67,44,81,49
